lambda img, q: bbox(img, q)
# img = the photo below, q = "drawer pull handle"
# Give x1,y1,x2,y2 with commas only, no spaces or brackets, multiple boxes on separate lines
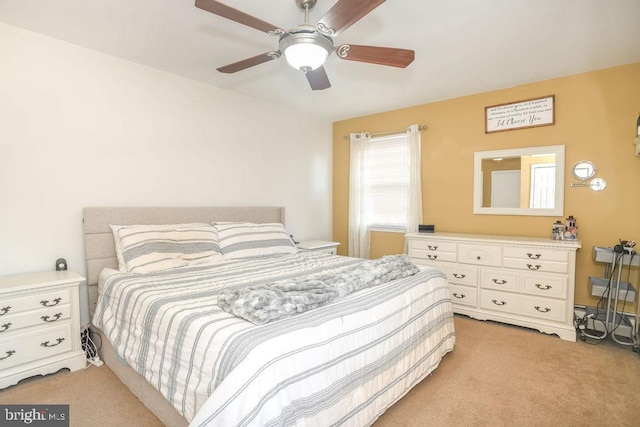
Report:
535,306,551,313
40,297,63,307
0,306,11,316
535,284,552,290
0,323,12,333
428,245,438,250
427,255,438,260
41,313,63,323
527,253,542,259
0,350,16,361
526,264,541,270
492,279,507,285
492,299,507,306
452,293,466,299
453,273,466,279
41,338,65,348
476,256,481,260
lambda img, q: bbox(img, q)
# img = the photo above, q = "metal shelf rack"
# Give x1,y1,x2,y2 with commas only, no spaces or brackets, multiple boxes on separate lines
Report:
590,246,639,350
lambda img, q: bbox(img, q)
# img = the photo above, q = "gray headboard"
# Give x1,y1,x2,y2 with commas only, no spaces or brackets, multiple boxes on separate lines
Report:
83,206,286,317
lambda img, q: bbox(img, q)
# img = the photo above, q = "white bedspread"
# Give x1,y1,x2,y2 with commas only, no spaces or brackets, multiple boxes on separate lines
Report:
92,252,454,426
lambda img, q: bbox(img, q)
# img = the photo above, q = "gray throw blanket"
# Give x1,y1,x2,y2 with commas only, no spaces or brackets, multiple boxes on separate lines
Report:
218,254,420,325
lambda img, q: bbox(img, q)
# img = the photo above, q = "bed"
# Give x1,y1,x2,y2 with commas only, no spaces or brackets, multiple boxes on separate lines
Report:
84,207,455,426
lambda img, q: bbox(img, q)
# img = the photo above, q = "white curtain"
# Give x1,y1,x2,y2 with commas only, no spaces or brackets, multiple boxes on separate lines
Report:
348,132,371,259
406,124,423,234
348,126,423,258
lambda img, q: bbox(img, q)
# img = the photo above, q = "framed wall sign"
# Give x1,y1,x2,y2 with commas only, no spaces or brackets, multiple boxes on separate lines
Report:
485,95,555,133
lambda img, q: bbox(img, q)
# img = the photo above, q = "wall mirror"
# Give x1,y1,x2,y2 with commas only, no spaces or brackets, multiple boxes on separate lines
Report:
572,161,596,180
570,160,607,191
473,145,565,216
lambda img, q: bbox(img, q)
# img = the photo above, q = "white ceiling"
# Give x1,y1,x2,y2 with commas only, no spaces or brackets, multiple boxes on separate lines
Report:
2,0,640,121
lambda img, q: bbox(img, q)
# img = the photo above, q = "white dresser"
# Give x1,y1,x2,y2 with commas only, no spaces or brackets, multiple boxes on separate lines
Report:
406,232,581,341
0,270,87,389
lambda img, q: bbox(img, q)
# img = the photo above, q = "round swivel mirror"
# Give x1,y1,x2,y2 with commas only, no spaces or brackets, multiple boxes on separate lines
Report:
572,161,596,181
589,177,607,192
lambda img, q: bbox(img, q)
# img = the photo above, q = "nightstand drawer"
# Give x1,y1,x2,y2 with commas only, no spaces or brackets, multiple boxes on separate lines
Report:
0,305,71,335
0,324,73,370
0,289,72,316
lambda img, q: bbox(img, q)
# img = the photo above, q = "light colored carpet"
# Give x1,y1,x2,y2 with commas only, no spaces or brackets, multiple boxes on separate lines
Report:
1,315,639,426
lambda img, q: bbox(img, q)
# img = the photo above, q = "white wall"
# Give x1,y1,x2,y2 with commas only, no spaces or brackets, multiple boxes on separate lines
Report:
0,23,333,322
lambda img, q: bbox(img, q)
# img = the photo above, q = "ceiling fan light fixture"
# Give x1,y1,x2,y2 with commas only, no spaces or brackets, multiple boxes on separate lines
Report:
280,31,333,72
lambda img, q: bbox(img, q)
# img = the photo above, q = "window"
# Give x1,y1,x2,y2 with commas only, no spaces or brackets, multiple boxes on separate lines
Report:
363,134,411,229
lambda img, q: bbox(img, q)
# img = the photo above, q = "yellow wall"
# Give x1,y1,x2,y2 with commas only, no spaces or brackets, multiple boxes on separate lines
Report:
333,62,640,307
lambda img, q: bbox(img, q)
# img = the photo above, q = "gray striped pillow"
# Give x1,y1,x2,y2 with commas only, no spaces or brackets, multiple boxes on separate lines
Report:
214,222,297,259
110,223,222,273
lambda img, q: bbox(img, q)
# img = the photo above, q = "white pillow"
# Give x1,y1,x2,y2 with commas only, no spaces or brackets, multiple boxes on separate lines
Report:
110,223,222,273
214,222,297,259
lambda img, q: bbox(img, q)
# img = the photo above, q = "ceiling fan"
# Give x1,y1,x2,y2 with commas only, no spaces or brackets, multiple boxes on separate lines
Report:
195,0,415,90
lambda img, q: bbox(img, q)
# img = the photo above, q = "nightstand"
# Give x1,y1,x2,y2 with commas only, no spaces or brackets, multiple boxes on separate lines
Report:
297,240,341,255
0,270,87,389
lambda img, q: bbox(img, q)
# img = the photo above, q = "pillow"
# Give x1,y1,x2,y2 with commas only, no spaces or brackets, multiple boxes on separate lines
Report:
214,222,297,259
110,223,222,273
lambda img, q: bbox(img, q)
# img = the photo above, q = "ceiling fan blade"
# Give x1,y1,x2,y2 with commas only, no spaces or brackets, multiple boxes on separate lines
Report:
195,0,283,34
336,44,415,68
305,67,331,90
217,52,280,73
317,0,386,36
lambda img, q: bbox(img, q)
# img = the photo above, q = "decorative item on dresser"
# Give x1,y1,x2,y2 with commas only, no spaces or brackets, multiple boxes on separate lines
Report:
0,270,86,389
296,239,341,255
406,232,581,341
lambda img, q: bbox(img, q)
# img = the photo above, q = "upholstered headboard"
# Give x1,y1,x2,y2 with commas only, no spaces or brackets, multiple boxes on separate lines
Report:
82,206,286,317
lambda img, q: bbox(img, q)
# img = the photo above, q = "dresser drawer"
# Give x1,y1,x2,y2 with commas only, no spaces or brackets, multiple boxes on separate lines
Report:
410,249,456,263
409,239,456,253
503,247,568,262
480,268,519,292
0,324,73,370
441,264,477,286
409,239,456,262
0,289,72,316
521,274,567,299
450,284,477,307
503,258,568,274
520,295,567,323
458,244,502,267
0,305,71,335
480,290,518,315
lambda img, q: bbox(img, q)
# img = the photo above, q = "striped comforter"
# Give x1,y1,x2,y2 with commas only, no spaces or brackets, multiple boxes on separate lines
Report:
93,252,455,426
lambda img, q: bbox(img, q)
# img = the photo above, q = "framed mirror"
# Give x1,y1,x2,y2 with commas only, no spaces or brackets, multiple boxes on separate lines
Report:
473,145,565,216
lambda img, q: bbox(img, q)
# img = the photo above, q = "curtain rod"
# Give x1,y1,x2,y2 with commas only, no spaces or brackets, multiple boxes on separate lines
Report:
342,124,427,140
